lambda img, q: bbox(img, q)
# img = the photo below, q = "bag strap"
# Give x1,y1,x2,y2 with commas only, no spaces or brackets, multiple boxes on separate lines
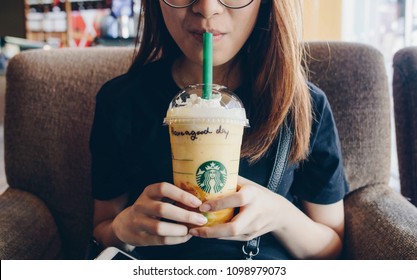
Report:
242,122,293,259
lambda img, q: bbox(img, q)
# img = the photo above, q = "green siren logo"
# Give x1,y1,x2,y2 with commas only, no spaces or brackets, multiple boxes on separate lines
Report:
196,161,227,193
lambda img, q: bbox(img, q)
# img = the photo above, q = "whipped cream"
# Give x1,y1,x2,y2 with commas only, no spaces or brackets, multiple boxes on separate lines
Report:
175,93,223,108
164,86,249,127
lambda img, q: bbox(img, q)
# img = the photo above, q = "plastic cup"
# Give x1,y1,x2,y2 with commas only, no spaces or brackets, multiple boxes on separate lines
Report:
163,84,249,226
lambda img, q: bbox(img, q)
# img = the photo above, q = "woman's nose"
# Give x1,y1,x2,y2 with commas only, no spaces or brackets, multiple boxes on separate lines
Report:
191,0,225,18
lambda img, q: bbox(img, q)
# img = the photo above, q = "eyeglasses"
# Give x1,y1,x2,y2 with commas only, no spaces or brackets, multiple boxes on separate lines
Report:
162,0,255,9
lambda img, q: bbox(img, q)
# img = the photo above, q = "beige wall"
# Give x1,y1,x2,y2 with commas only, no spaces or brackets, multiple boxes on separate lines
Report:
302,0,343,41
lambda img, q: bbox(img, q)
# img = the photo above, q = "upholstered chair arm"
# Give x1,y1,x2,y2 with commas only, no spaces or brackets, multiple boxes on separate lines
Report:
343,184,417,259
0,188,62,259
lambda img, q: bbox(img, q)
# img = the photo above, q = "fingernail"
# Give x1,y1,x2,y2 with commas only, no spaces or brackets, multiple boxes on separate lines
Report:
190,197,202,207
196,215,208,225
200,204,211,212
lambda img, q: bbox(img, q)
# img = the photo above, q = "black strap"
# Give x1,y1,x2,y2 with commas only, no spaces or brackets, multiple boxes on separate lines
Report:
266,124,293,193
242,123,293,259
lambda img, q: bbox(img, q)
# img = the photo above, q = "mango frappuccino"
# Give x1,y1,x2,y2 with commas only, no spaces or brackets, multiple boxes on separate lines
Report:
163,84,249,226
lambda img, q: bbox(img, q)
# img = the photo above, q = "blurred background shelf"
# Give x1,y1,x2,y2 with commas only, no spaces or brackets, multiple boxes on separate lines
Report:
23,0,140,48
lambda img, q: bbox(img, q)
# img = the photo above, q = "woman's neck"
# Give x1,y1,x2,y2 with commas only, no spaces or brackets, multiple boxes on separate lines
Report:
172,56,242,90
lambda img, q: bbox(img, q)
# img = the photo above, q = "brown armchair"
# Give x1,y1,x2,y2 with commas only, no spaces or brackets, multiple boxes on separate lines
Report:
0,48,131,259
1,43,416,259
393,47,417,208
305,43,417,259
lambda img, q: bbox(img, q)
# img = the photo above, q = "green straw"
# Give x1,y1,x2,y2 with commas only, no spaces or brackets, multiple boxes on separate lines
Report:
202,32,213,99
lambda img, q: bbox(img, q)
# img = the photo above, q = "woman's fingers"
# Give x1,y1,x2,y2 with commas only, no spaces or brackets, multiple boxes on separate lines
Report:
134,200,207,226
189,211,252,239
140,217,189,236
190,184,273,240
130,230,193,246
114,182,207,247
138,183,208,225
146,182,202,208
199,184,256,212
189,216,268,241
124,214,194,246
189,223,231,239
151,234,193,246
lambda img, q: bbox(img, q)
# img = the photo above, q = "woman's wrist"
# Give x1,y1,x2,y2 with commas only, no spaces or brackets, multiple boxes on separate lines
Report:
270,194,292,235
94,219,126,250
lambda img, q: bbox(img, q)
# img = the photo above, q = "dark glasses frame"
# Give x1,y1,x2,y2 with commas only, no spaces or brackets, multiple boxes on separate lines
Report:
161,0,255,9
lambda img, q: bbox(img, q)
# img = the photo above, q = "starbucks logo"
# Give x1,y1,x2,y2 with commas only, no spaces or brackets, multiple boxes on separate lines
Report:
196,161,227,193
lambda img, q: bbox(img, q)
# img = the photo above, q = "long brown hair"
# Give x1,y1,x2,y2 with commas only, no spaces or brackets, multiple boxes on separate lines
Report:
130,0,312,163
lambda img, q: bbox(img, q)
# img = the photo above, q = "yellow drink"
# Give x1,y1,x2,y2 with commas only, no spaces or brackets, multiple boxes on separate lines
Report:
164,84,248,226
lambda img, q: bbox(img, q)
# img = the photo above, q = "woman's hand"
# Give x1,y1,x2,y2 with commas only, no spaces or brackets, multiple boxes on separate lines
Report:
111,182,208,247
189,176,282,241
188,176,345,259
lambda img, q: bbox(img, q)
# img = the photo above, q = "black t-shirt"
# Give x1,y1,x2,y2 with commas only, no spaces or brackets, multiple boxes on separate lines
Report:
90,59,349,260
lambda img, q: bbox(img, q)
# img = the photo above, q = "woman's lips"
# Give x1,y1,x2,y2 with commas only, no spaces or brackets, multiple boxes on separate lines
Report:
191,32,224,42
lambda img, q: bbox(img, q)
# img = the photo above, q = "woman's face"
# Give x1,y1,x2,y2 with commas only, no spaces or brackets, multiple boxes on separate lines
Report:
160,0,261,67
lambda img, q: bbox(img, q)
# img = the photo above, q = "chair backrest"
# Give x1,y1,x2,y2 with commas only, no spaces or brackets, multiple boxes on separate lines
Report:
5,47,133,259
305,42,391,192
393,46,417,207
4,42,390,259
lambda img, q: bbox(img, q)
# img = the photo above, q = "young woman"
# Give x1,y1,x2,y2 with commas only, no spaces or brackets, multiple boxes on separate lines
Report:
90,0,349,260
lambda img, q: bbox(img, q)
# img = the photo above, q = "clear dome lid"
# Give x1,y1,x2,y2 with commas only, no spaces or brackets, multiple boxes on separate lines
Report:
163,84,249,127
